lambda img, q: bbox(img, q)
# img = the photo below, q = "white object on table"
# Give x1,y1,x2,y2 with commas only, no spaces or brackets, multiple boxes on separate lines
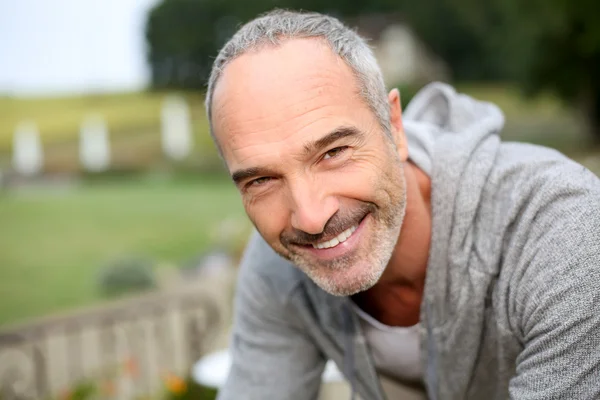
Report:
192,349,346,388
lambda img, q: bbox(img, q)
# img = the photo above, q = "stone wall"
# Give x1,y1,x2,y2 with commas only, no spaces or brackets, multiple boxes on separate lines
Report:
0,271,235,400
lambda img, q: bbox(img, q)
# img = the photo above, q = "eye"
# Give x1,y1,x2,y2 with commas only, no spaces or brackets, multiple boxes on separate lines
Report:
248,177,272,187
323,146,348,160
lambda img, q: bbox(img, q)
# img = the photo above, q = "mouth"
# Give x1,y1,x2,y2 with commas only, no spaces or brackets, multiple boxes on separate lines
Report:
295,214,370,261
311,224,358,249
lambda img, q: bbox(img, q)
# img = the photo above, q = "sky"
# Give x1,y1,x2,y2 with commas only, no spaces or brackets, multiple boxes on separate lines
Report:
0,0,160,96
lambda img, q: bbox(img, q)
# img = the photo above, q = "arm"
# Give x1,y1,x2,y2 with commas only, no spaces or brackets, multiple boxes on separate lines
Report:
509,210,600,399
218,233,326,400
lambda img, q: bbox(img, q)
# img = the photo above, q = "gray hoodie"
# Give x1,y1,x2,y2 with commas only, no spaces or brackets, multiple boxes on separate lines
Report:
218,83,600,400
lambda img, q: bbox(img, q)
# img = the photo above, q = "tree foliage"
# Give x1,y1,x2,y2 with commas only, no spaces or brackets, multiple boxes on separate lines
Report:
519,0,600,137
442,0,600,137
146,0,600,138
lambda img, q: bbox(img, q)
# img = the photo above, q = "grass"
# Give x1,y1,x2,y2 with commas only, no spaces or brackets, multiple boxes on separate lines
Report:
0,91,208,153
456,83,594,154
0,91,218,174
456,83,566,119
0,175,249,326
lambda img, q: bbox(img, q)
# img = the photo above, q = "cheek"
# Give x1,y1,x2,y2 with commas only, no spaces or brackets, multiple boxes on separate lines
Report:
323,159,386,199
244,195,289,244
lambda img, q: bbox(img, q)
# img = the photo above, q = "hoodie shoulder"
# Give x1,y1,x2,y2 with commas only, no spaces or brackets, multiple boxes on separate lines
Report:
495,142,600,196
490,142,600,315
485,141,600,247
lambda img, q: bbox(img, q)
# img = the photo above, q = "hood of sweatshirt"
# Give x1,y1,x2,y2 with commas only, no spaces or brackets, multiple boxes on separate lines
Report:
403,83,506,398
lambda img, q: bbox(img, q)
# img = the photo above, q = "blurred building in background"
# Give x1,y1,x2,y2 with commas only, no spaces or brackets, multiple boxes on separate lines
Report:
353,13,450,87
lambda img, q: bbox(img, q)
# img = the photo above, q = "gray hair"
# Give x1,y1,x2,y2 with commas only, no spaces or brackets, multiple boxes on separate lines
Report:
205,9,391,140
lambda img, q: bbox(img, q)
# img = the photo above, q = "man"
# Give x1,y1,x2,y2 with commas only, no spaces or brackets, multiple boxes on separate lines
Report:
206,9,600,400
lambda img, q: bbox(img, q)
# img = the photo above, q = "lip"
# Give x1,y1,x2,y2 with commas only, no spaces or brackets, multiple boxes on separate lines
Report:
299,214,370,261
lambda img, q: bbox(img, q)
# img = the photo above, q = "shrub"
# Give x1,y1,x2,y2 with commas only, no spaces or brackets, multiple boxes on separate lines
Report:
97,256,157,298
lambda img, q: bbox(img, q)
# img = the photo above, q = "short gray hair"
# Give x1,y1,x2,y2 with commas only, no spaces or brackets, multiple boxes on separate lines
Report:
205,9,391,140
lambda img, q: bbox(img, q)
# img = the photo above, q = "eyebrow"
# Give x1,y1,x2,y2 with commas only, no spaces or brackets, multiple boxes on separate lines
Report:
230,126,364,186
231,166,279,186
302,126,364,156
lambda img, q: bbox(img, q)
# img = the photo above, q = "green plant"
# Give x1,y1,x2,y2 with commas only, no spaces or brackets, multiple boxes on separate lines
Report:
61,380,97,400
97,256,157,298
162,374,217,400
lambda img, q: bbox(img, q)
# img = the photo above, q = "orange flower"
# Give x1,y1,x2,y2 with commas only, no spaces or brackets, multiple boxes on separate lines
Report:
59,389,72,400
123,356,139,379
163,372,187,395
101,380,116,397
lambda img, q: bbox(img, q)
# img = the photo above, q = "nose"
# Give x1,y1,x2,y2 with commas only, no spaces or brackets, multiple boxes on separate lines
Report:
288,178,339,235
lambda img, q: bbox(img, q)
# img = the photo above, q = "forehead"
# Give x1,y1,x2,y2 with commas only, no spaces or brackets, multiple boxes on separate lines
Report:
211,38,377,169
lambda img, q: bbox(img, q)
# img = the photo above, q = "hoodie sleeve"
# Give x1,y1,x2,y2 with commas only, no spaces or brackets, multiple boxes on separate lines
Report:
508,180,600,399
217,233,326,400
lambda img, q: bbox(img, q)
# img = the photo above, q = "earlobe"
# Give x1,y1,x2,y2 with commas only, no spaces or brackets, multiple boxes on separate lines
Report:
388,88,408,162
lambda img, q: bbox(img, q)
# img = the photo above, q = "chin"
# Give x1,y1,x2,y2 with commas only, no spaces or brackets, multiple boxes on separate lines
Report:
308,260,384,297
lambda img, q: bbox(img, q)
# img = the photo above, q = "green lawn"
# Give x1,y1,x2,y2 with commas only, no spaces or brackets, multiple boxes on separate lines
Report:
0,91,217,173
0,91,208,153
0,175,248,326
457,83,595,154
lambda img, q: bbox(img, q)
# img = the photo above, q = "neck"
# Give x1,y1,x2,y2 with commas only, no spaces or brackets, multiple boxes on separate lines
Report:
383,161,432,288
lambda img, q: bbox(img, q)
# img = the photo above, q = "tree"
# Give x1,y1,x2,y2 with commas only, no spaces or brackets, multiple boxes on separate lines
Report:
145,0,600,140
146,0,243,90
521,0,600,140
439,0,600,140
146,0,289,90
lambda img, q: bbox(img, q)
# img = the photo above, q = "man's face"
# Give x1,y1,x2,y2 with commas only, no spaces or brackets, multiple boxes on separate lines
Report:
211,39,407,296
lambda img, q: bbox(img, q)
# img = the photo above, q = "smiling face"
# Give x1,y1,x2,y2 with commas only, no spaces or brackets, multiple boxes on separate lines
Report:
211,38,408,296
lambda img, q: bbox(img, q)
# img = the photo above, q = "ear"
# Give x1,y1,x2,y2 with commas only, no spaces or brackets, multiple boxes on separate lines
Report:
388,88,408,162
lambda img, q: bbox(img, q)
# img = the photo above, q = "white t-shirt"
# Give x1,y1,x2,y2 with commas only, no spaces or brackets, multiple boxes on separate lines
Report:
352,303,423,383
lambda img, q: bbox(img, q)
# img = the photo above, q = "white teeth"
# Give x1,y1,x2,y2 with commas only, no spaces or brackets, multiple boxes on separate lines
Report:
312,225,358,249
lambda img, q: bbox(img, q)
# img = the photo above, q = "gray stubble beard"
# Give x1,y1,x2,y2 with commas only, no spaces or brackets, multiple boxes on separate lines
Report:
291,168,407,297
